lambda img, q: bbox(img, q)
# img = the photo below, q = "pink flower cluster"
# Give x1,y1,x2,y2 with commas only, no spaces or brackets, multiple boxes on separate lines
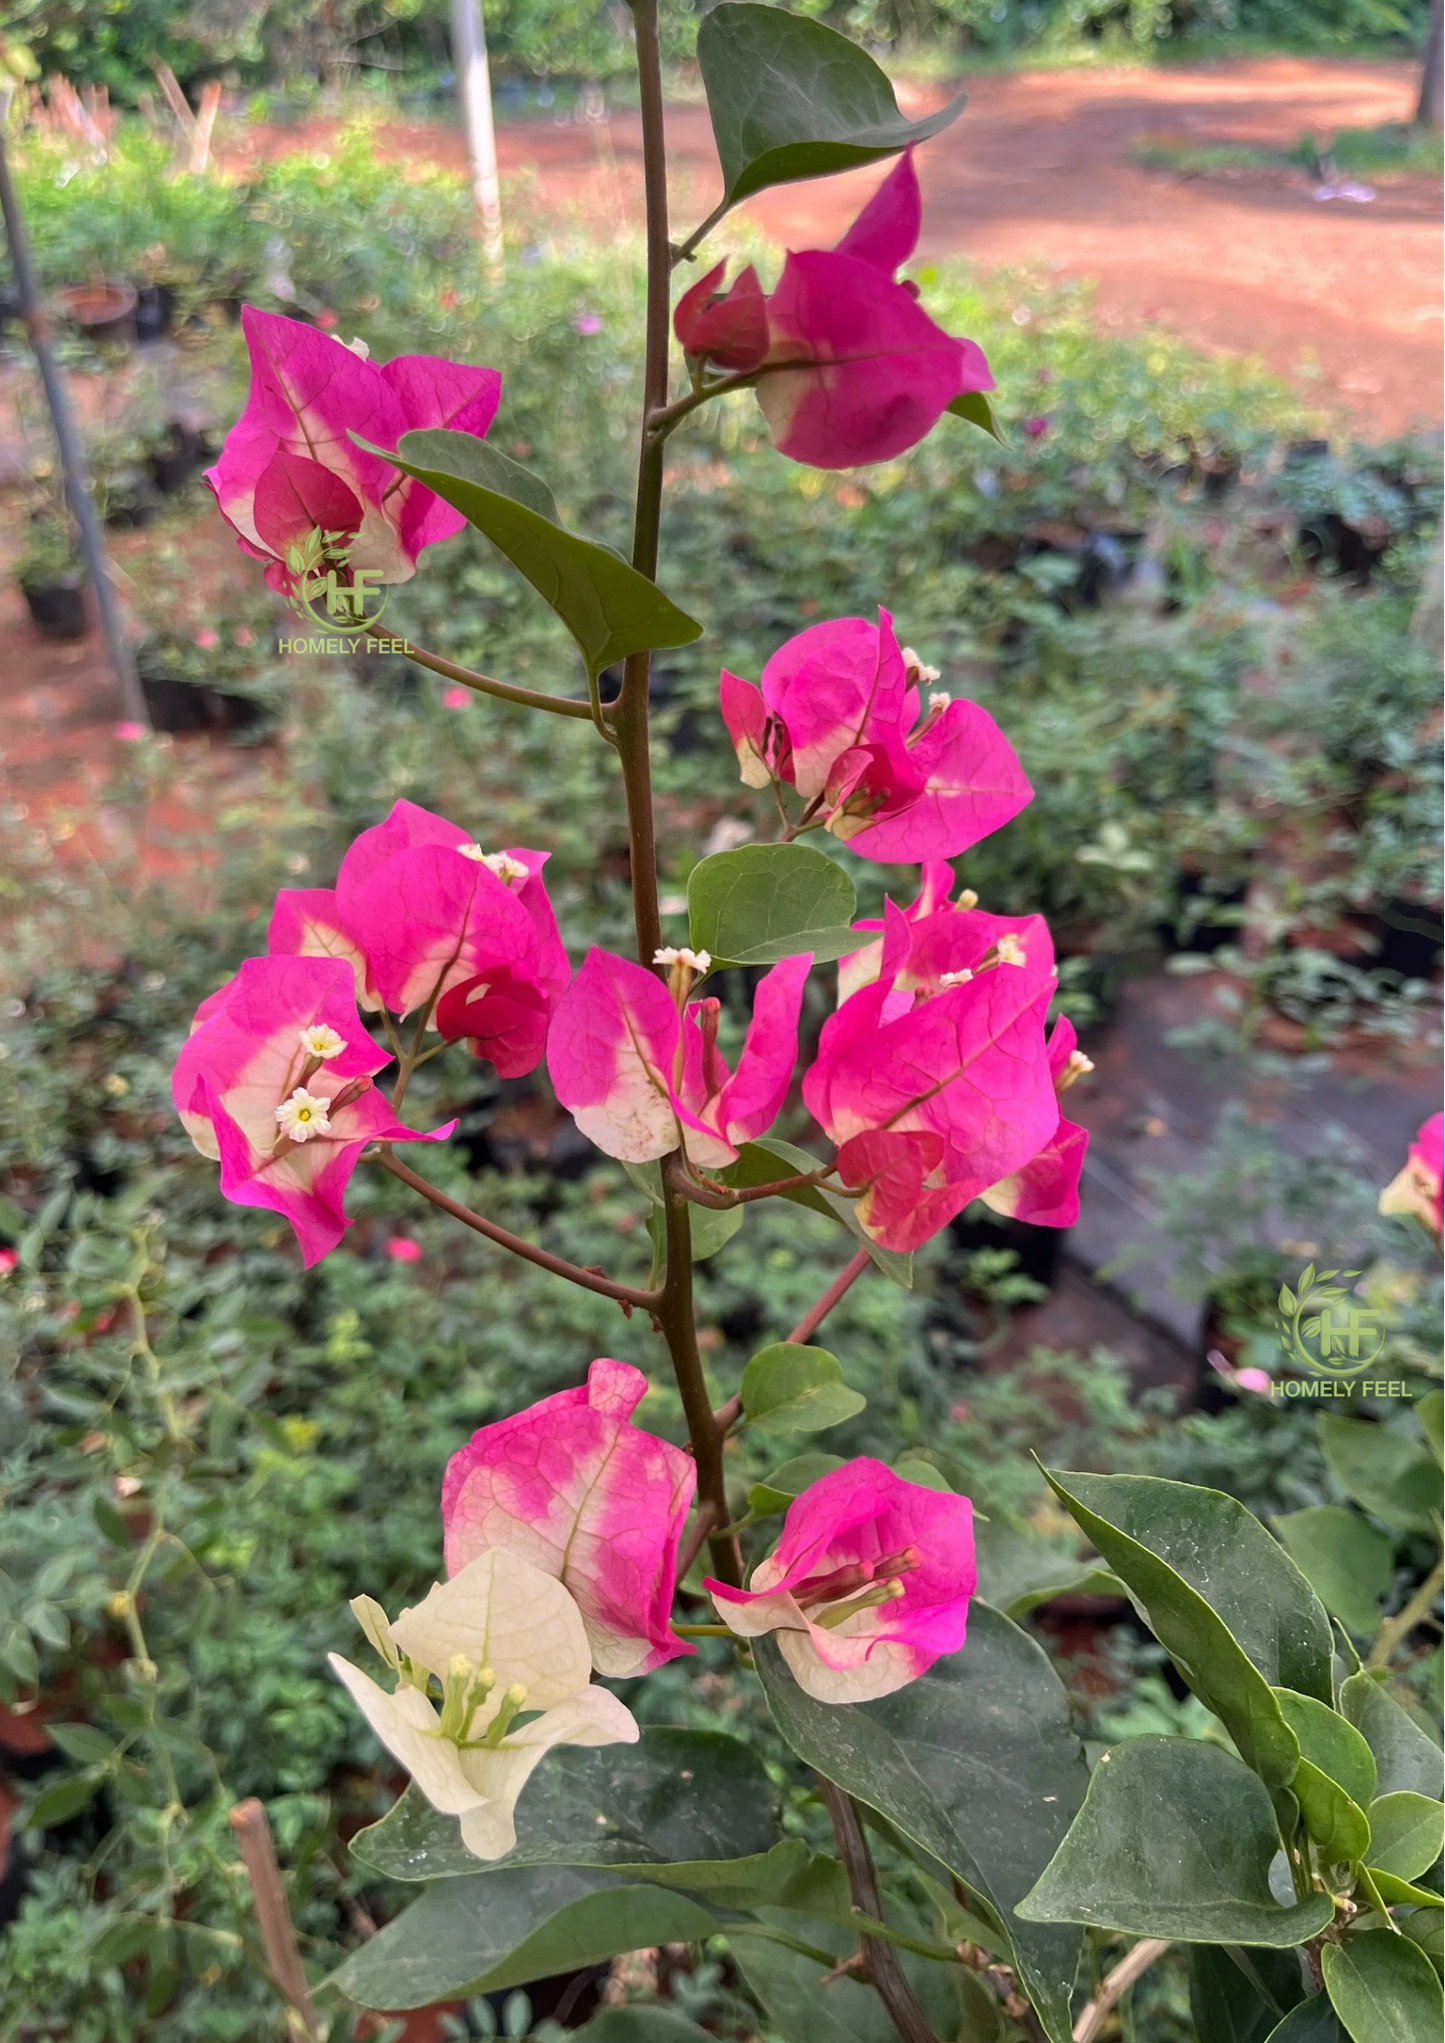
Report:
442,1368,976,1703
172,799,567,1264
675,151,992,469
720,608,1030,863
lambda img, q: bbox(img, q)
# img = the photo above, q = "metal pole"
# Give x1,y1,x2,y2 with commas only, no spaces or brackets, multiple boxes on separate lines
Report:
0,119,147,725
450,0,503,266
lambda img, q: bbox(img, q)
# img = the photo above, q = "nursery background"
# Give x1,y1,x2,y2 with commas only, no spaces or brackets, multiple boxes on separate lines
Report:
0,0,1440,2033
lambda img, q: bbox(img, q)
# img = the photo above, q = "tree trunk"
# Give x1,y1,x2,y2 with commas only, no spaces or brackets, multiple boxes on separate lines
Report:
1416,0,1443,131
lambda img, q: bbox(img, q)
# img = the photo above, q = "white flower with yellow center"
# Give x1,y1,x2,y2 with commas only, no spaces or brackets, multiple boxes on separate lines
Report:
274,1087,333,1142
939,968,974,989
653,946,711,975
455,844,530,886
994,933,1028,968
329,1550,638,1861
298,1024,347,1061
927,691,951,713
901,647,942,684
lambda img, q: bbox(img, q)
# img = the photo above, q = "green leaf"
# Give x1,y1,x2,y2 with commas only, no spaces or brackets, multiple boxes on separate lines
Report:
1395,1906,1444,1962
730,1911,1000,2043
348,1727,780,1883
1264,1999,1348,2043
740,1343,866,1434
1321,1927,1444,2043
946,391,1003,442
28,1775,101,1827
46,1724,117,1767
380,429,701,681
748,1452,846,1518
325,1870,719,2011
1340,1675,1444,1800
724,1135,912,1288
90,1916,160,1968
1365,1867,1443,1907
1279,1285,1299,1316
573,2014,716,2043
755,1602,1088,2043
1289,1758,1371,1865
93,1495,133,1548
688,842,857,968
1365,1793,1444,1882
1318,1419,1440,1533
973,1512,1123,1620
892,1458,954,1493
1273,1691,1377,1808
1043,1469,1333,1785
1018,1737,1334,1945
645,1200,743,1266
1273,1509,1395,1637
1418,1391,1443,1471
1188,1945,1304,2043
696,2,966,213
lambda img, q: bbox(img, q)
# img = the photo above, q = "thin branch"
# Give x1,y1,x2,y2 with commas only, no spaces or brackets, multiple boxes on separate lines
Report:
713,1246,875,1434
363,623,593,719
646,367,761,441
1367,1556,1444,1669
1072,1939,1171,2043
229,1799,322,2042
375,1150,661,1313
817,1779,943,2043
676,1500,720,1577
670,197,731,268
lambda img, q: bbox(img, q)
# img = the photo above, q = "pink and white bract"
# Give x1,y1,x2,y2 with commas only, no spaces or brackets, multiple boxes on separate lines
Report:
706,1458,976,1703
805,896,1063,1251
720,609,1030,865
546,948,809,1166
206,307,500,590
171,955,453,1266
271,800,569,1076
1379,1110,1445,1240
442,1359,696,1677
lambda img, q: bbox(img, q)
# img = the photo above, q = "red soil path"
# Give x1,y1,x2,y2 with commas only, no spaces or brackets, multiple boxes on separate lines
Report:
2,57,1437,826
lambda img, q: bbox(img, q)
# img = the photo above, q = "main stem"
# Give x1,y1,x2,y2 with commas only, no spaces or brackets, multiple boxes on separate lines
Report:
620,0,739,1589
818,1781,943,2043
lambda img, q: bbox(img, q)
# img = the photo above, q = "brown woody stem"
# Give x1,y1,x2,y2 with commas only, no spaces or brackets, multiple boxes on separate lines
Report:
375,1149,660,1313
817,1780,943,2043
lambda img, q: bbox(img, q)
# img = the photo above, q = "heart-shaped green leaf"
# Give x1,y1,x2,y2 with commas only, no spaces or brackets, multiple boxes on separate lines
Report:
1365,1792,1444,1882
688,841,857,967
1273,1507,1395,1637
1319,1418,1440,1533
755,1602,1087,2043
723,1135,912,1287
347,1727,779,1882
747,1452,847,1518
377,428,702,680
326,1869,719,2010
1043,1470,1333,1786
1018,1736,1334,1945
1273,1690,1377,1809
947,390,1003,442
1321,1927,1444,2043
740,1343,866,1434
697,3,966,214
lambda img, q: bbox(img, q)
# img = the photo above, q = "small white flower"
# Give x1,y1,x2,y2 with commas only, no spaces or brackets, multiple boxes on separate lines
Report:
275,1088,333,1141
995,934,1028,968
342,336,371,359
482,851,529,884
927,691,951,713
455,842,488,863
653,947,711,975
938,968,974,988
298,1024,347,1062
329,1550,638,1862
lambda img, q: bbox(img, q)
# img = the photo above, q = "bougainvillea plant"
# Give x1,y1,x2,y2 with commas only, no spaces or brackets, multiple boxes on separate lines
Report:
180,6,1444,2038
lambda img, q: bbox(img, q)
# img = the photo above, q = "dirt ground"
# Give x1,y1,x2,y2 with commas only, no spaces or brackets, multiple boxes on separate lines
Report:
2,57,1438,814
227,54,1442,438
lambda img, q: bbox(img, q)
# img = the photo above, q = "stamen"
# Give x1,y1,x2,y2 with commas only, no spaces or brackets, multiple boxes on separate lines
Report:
654,946,711,975
813,1579,907,1630
927,691,951,713
956,888,979,911
995,934,1027,968
900,647,942,684
477,1682,529,1748
274,1087,332,1142
1057,1050,1094,1094
793,1545,921,1611
938,968,973,989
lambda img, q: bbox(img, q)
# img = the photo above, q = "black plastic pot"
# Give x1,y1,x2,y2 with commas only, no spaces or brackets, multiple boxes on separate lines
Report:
949,1207,1065,1292
1377,897,1444,981
134,283,175,343
104,487,163,531
21,577,88,641
138,666,214,733
148,422,205,495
